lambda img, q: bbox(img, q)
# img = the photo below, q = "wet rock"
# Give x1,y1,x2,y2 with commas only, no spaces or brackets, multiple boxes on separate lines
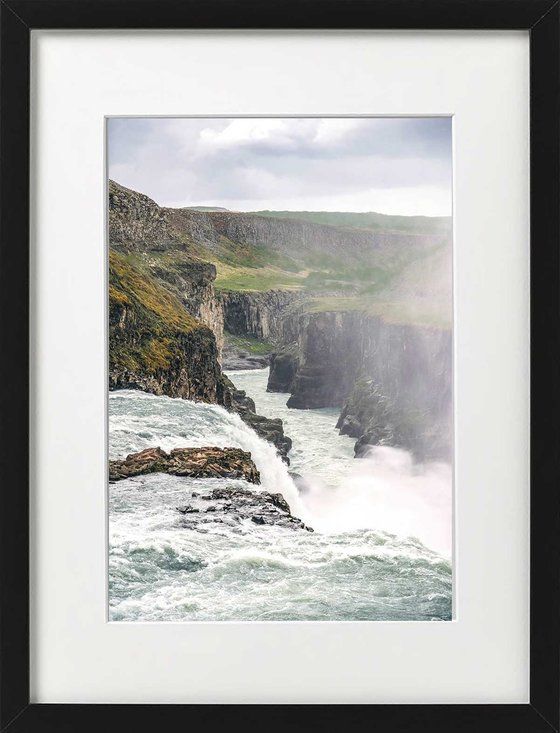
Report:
228,386,293,464
267,350,299,393
109,446,260,484
338,378,452,461
221,343,270,371
337,380,396,440
177,486,313,532
177,504,200,514
222,352,270,370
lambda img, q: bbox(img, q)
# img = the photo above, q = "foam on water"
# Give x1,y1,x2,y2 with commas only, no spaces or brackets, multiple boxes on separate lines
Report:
229,369,452,555
109,369,453,621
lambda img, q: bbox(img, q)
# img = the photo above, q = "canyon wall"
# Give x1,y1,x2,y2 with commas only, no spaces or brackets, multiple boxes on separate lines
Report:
109,180,184,251
220,290,302,345
149,257,225,357
109,251,227,403
167,207,443,265
109,180,448,268
108,186,292,460
273,311,452,460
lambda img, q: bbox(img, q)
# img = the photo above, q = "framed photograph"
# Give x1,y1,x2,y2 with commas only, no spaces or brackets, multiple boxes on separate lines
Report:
1,1,558,730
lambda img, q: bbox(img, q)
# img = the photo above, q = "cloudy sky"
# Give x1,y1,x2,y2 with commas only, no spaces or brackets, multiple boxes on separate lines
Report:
107,117,452,216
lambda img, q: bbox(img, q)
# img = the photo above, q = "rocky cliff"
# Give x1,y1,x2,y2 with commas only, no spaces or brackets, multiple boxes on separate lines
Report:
281,310,452,460
109,252,292,461
166,207,443,267
109,180,449,276
267,349,300,393
109,181,224,357
147,255,225,357
109,250,227,402
220,290,302,344
109,175,302,459
109,180,185,252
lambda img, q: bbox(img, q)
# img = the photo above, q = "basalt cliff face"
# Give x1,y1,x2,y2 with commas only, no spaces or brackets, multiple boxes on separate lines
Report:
164,207,443,266
281,311,452,460
109,181,183,251
220,290,302,344
109,250,226,403
148,256,225,357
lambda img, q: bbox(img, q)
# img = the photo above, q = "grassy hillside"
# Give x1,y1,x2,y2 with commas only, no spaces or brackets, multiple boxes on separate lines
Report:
109,180,452,327
251,210,451,236
214,263,306,292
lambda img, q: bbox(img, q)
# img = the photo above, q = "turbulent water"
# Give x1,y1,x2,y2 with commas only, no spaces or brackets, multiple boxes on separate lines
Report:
109,368,453,621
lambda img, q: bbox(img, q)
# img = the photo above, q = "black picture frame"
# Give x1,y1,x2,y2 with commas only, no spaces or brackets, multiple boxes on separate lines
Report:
0,1,558,730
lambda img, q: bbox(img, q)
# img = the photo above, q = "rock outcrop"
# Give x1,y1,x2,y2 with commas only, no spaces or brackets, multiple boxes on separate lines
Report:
109,250,226,402
109,180,224,356
286,311,365,409
149,256,225,357
225,378,292,462
336,377,449,460
109,180,184,252
336,379,396,441
220,290,303,344
177,486,313,532
221,345,270,371
109,252,292,461
267,350,299,393
109,446,260,484
288,312,451,409
285,311,452,459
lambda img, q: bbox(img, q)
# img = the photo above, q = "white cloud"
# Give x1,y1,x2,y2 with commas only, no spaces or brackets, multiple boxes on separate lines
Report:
312,118,364,145
197,119,288,151
108,117,452,216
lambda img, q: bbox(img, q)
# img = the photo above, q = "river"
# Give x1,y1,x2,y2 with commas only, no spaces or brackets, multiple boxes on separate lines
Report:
108,368,452,621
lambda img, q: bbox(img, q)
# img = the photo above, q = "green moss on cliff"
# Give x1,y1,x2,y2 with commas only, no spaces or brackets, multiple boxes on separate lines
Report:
108,285,131,307
110,250,199,331
109,250,210,378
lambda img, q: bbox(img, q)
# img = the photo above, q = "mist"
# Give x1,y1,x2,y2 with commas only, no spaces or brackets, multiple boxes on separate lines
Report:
300,446,452,557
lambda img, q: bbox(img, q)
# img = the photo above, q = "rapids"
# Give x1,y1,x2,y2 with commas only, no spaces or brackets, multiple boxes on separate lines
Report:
108,368,452,621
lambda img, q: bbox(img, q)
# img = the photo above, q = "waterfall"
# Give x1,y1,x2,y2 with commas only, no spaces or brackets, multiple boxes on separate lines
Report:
109,389,308,521
108,380,452,622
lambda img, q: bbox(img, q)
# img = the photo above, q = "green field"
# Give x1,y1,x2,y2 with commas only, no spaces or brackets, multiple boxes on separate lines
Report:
224,332,275,355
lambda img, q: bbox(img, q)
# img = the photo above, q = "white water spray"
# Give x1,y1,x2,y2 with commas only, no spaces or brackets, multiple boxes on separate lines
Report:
109,383,453,621
299,446,452,556
109,390,308,521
